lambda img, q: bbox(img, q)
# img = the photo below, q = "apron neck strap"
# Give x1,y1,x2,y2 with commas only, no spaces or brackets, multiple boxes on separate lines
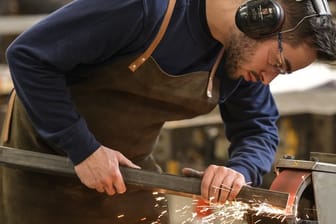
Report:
129,0,176,72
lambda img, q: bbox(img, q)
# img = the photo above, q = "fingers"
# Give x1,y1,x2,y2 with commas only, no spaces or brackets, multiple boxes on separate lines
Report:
94,182,116,195
227,179,244,201
96,154,127,195
218,183,233,202
95,186,105,193
75,162,117,195
108,167,126,194
91,174,118,196
201,165,245,204
74,146,133,196
116,151,141,169
111,151,143,194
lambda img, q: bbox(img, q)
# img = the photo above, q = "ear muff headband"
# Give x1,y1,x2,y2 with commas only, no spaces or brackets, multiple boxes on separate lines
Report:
280,0,332,33
311,0,331,16
235,0,332,39
235,0,285,38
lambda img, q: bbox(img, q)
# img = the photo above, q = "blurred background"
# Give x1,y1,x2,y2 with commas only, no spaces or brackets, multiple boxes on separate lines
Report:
0,1,336,223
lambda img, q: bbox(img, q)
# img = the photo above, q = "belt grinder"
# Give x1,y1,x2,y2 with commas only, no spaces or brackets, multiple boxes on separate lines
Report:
248,152,336,224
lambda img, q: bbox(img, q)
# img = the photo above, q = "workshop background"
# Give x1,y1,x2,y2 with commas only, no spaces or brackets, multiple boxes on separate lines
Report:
0,1,336,223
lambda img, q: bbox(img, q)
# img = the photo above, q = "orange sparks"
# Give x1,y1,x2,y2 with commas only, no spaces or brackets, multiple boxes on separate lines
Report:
174,199,288,223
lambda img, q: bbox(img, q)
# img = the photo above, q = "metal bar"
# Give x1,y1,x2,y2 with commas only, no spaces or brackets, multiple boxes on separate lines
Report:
312,171,336,224
297,221,318,224
310,151,336,164
0,146,289,208
276,159,336,174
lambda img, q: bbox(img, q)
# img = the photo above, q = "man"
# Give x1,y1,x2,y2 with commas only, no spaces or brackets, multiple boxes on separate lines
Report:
1,0,335,223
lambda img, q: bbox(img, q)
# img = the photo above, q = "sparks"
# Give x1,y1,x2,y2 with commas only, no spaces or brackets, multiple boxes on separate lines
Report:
174,199,288,223
139,217,147,221
155,196,166,201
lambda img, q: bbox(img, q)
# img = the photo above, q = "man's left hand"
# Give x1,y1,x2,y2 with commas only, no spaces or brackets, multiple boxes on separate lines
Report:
182,165,246,203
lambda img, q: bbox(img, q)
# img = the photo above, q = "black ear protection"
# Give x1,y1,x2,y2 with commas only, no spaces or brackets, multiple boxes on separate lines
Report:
235,0,284,38
235,0,332,39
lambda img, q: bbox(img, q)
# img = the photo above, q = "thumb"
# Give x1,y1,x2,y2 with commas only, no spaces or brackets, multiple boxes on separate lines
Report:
182,167,204,178
116,152,141,169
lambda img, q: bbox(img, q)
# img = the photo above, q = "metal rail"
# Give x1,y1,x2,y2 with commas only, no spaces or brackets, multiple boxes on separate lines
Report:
0,145,289,208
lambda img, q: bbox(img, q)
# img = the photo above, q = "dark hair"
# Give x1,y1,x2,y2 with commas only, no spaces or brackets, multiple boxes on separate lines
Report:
279,0,336,62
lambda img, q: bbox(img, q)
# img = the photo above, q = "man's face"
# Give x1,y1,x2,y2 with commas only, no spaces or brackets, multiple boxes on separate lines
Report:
223,33,317,84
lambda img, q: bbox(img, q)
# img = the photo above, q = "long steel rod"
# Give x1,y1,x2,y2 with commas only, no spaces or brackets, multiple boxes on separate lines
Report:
0,146,289,208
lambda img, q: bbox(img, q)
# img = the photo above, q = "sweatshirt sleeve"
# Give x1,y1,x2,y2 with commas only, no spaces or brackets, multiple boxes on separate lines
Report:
219,79,280,186
5,0,147,164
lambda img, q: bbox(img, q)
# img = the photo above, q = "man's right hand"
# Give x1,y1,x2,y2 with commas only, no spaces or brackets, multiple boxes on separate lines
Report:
74,145,140,195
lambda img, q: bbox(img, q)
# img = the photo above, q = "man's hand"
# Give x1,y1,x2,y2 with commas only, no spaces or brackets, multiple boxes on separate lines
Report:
74,145,140,195
183,165,246,203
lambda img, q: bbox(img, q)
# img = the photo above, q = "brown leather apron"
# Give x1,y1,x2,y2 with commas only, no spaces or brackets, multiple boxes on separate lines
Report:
0,0,223,223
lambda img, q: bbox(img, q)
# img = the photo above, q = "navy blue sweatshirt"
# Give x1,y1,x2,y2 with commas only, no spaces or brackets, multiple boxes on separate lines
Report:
6,0,279,186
